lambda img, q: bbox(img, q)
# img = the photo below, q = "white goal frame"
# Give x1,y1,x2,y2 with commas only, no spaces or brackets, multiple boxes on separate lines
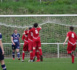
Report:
0,14,77,58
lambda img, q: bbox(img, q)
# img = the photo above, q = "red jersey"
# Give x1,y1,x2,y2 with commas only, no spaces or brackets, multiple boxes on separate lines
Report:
29,27,41,38
22,30,28,42
28,30,33,41
67,31,77,45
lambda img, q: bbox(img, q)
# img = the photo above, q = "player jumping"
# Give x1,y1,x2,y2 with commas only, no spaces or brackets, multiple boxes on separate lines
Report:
0,33,7,70
22,28,28,62
29,23,43,62
11,29,20,60
63,26,77,63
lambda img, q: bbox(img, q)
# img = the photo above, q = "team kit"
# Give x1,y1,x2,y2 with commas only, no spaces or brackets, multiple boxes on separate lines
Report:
0,23,77,70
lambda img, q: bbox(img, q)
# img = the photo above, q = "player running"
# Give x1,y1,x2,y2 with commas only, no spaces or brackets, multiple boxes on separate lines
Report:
11,29,20,60
0,33,7,70
29,23,43,62
22,28,28,62
63,26,77,63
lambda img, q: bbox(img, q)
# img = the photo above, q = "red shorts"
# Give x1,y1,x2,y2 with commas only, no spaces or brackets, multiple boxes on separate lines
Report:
33,37,41,50
28,39,33,51
23,42,28,51
67,42,76,52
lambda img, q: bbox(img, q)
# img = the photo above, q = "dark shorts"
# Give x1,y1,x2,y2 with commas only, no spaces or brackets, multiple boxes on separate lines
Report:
0,47,4,61
12,42,20,50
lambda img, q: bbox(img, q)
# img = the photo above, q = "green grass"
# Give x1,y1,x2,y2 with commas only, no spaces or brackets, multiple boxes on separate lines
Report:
0,0,77,14
1,58,77,70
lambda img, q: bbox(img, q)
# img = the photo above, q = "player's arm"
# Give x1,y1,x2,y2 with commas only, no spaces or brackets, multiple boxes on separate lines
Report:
22,34,25,41
38,26,42,30
63,36,69,46
11,35,15,45
0,34,4,55
19,34,21,46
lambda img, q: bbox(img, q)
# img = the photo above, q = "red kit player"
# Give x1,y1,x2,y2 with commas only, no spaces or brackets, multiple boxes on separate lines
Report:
29,23,43,62
28,27,33,62
22,28,28,62
63,26,77,63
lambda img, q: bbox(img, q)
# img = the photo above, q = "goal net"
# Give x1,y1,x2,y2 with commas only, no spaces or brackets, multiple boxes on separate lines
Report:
0,14,77,58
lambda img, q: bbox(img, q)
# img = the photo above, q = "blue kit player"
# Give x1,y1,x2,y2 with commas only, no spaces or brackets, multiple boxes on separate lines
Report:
0,33,7,70
11,29,20,60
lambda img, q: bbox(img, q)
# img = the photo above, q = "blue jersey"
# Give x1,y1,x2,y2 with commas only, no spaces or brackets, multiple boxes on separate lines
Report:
0,33,2,40
11,33,20,44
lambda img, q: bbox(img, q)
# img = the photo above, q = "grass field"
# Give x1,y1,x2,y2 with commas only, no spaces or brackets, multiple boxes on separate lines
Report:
0,58,77,70
0,0,77,14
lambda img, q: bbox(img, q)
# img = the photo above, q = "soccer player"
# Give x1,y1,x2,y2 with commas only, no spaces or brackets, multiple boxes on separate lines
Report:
63,26,77,63
22,28,28,62
0,33,7,70
28,27,33,62
29,23,43,62
11,29,20,60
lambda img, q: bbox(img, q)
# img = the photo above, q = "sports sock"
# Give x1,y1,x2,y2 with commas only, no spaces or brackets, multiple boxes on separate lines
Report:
39,49,42,56
72,55,74,63
33,49,36,58
30,52,33,60
36,52,40,60
17,52,20,58
1,64,6,70
22,52,25,60
12,52,15,58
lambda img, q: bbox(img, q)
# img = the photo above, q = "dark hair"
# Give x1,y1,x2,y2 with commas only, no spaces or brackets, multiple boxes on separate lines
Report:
29,27,32,30
70,26,74,31
33,23,38,28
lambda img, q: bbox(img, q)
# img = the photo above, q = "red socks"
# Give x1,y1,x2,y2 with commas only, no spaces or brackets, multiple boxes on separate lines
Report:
22,52,25,60
72,55,74,63
36,52,40,60
39,49,42,56
30,52,33,60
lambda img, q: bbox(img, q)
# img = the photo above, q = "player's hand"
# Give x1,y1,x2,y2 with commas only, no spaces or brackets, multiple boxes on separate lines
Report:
13,42,15,45
2,51,4,55
63,42,65,46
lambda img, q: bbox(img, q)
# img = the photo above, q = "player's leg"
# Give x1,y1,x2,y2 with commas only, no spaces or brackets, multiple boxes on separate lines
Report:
12,45,15,60
36,49,40,62
28,41,33,62
16,48,20,60
16,43,20,60
71,45,76,63
67,43,75,63
1,60,7,70
33,40,36,59
22,43,28,61
22,44,25,61
0,50,6,70
22,51,25,62
38,39,43,61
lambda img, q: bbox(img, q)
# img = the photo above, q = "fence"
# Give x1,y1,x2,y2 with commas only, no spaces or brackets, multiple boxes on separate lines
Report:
3,43,77,58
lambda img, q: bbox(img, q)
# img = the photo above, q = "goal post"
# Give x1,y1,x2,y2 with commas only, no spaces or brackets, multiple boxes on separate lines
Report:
0,14,77,58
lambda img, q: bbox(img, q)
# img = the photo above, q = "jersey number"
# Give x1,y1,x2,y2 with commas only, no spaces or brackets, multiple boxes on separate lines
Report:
35,30,38,34
72,33,74,38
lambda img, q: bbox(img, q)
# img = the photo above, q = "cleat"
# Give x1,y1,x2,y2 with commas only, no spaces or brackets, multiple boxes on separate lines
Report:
28,60,31,62
40,55,43,61
28,60,33,62
36,59,40,62
33,57,35,62
13,58,15,60
72,62,74,64
22,60,24,62
18,58,20,60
